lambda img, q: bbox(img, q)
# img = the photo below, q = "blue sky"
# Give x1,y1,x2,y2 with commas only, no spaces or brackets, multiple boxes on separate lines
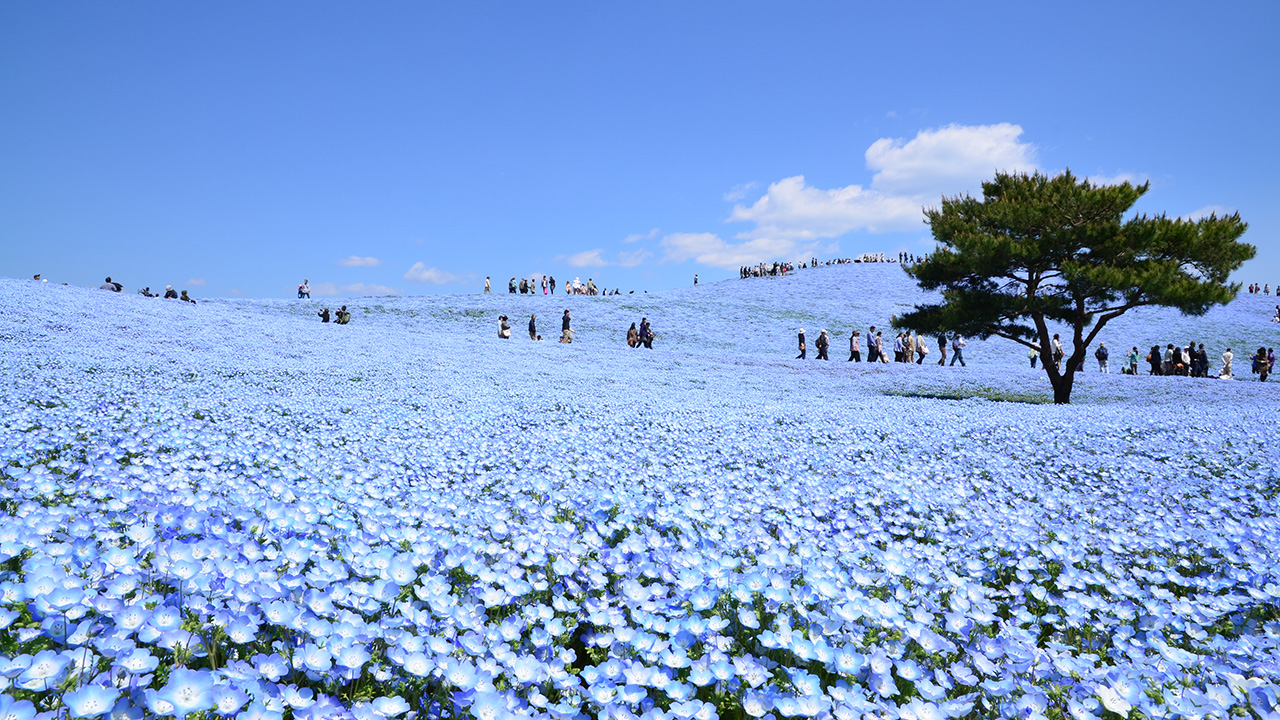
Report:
2,2,1277,298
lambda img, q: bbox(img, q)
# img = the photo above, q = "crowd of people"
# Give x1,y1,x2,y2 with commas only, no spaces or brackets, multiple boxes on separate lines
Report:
90,276,199,304
485,275,627,296
796,327,968,366
739,253,930,279
1246,283,1273,295
491,310,659,347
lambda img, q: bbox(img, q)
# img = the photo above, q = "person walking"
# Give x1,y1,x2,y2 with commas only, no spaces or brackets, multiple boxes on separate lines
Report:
815,330,830,360
627,322,639,348
893,333,905,363
528,314,537,340
562,309,571,339
937,334,947,366
915,333,928,364
866,326,878,362
509,278,517,294
639,318,653,349
498,315,511,339
848,330,861,362
1029,346,1038,368
484,277,491,294
1095,342,1109,373
904,332,915,364
796,329,807,359
549,276,557,294
1052,334,1064,370
950,335,966,366
876,332,888,363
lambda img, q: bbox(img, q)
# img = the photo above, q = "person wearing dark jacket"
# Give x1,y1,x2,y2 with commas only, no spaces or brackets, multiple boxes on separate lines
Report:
815,330,830,360
1147,345,1163,375
639,318,653,349
528,314,537,340
164,285,178,299
318,308,330,323
796,329,806,359
562,310,571,332
180,290,196,304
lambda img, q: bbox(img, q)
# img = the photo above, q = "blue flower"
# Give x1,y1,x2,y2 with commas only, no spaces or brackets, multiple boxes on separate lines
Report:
61,684,120,718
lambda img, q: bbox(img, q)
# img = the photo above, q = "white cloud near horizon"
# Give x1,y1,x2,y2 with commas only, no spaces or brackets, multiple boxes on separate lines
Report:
1183,204,1236,221
728,123,1039,243
403,262,462,285
186,278,206,287
623,228,660,243
656,123,1039,268
616,248,653,267
560,249,609,268
659,232,838,270
1084,171,1148,187
313,282,401,296
338,255,382,267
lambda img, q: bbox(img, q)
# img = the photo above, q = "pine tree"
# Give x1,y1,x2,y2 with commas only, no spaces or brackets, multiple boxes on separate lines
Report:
894,170,1254,404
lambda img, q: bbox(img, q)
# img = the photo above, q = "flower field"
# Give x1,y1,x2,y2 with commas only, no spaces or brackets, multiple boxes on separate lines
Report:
1,268,1278,720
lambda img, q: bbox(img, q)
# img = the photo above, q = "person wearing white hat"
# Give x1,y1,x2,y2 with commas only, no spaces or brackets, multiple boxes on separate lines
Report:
796,328,806,359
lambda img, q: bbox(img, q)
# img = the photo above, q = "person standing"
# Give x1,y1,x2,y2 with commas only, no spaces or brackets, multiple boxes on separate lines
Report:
549,276,557,294
694,274,699,286
299,280,311,299
509,278,517,294
484,277,491,294
627,322,639,348
1126,347,1139,375
498,315,511,339
937,334,947,366
866,326,878,362
904,332,915,364
639,318,653,348
915,333,928,364
848,330,861,362
796,329,807,359
1221,347,1234,378
816,330,830,360
1052,334,1064,370
893,333,904,363
950,335,966,366
1029,346,1038,368
528,314,537,340
1095,342,1109,373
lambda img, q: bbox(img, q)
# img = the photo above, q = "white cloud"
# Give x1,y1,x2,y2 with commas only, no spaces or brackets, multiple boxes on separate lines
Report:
338,255,382,267
616,248,653,267
729,175,925,238
1084,171,1148,187
722,183,757,203
561,249,609,268
659,232,836,270
726,123,1039,246
403,262,461,285
865,122,1038,198
1183,205,1235,221
186,278,206,287
623,228,660,243
312,282,401,296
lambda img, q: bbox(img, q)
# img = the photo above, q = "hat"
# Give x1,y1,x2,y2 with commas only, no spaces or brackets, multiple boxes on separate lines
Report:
166,285,173,290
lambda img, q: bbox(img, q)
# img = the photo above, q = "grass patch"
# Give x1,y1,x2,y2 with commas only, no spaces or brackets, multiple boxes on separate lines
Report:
884,388,1050,404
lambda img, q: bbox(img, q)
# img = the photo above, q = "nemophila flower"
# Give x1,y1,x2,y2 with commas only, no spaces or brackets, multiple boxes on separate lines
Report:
154,667,214,716
239,701,285,720
15,650,71,690
61,684,121,718
0,695,37,720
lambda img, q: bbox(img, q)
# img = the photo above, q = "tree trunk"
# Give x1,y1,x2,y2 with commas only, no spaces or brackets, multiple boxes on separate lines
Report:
1053,360,1079,404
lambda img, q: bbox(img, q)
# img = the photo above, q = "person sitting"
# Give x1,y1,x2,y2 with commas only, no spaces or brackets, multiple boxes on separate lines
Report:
100,276,122,292
180,290,196,304
163,285,178,299
318,308,331,323
137,286,154,297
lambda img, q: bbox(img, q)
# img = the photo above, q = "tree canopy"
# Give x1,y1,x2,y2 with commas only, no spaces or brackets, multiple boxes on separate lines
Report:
893,170,1254,404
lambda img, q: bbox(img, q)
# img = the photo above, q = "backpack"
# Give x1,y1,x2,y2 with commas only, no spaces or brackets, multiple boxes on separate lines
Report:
1095,346,1108,360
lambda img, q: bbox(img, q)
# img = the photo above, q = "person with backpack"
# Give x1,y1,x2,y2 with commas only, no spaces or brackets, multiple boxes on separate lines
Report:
815,329,830,360
1095,342,1109,373
950,335,966,366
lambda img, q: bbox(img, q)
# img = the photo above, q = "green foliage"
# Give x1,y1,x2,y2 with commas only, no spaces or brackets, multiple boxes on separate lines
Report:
894,170,1254,403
